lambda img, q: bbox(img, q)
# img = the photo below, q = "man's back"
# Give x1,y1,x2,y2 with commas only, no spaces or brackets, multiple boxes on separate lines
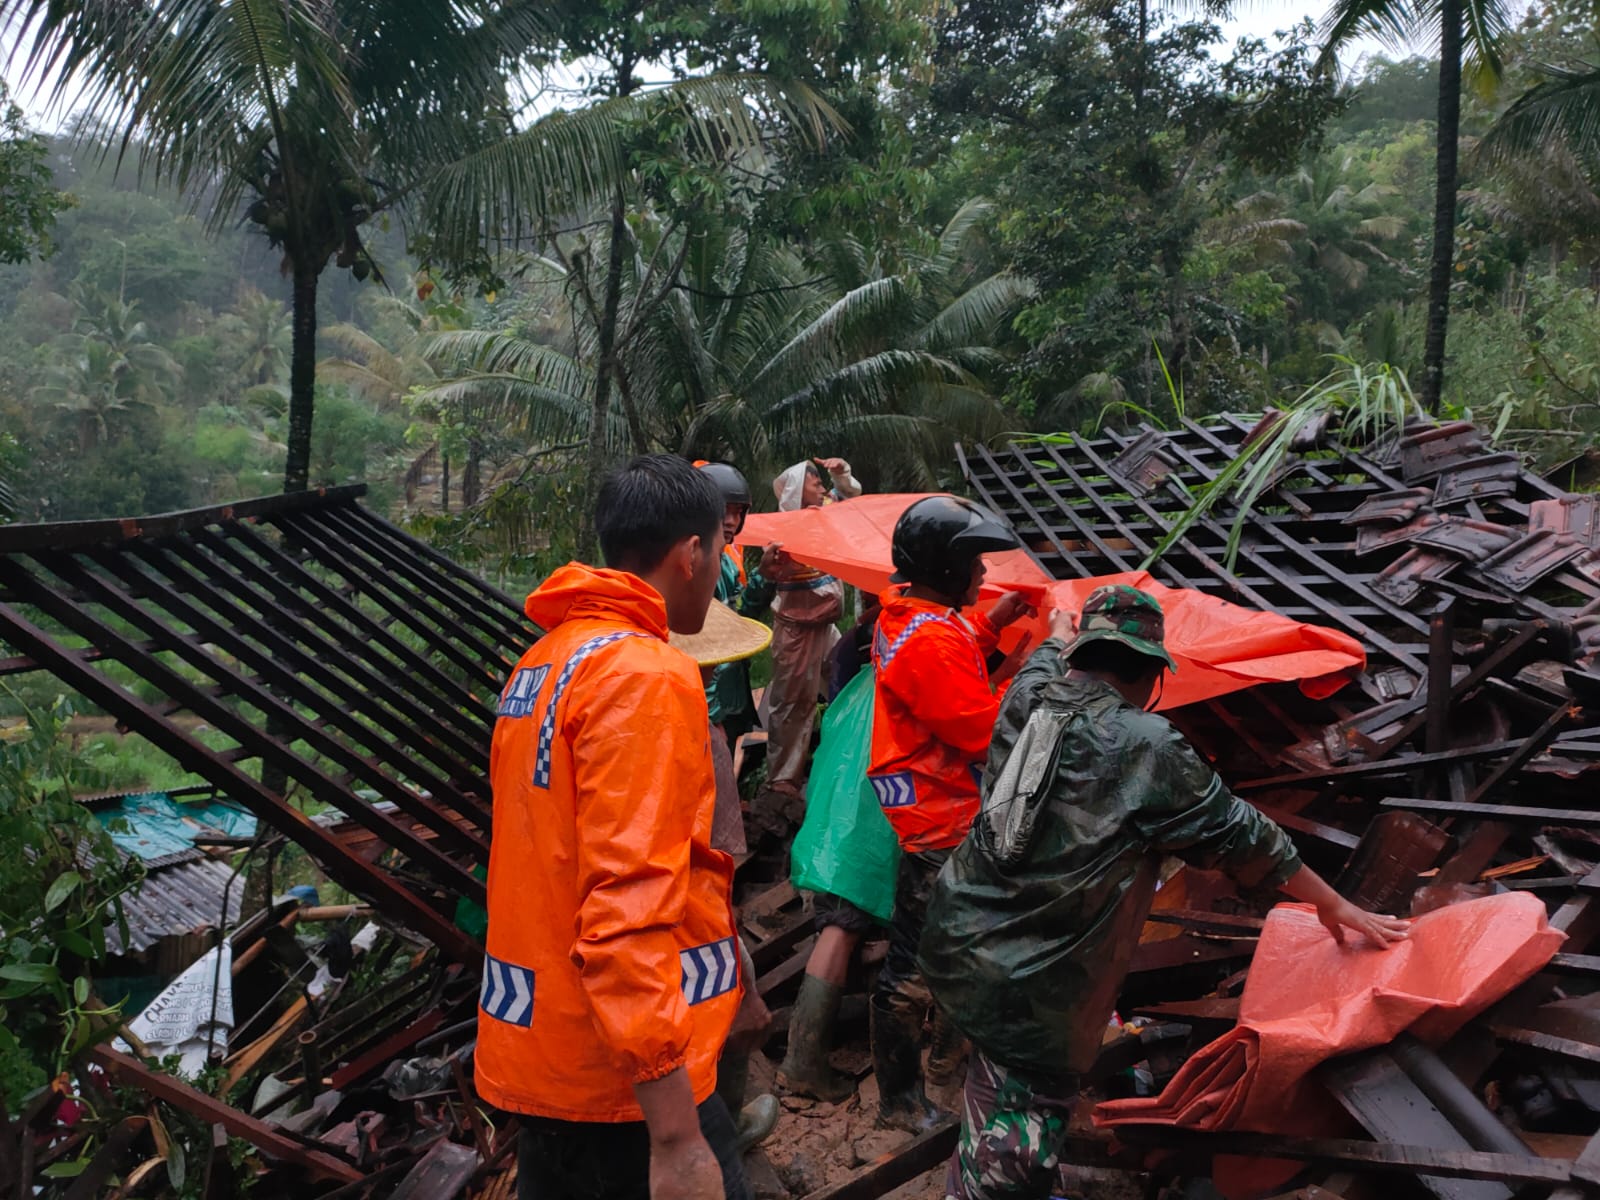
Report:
920,669,1298,1077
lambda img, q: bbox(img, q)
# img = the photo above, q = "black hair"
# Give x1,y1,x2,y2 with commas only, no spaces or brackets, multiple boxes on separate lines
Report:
1066,639,1164,685
595,454,722,572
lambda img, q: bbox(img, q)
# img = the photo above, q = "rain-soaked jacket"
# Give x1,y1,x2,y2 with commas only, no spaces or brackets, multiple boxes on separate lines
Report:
918,642,1302,1077
867,585,1002,853
706,548,774,733
476,563,741,1123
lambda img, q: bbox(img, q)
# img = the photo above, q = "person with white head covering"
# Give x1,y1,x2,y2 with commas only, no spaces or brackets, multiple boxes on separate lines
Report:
756,457,863,822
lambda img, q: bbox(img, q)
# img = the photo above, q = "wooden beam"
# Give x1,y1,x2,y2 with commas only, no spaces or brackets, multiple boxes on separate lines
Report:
1105,1127,1572,1186
797,1119,958,1200
89,1047,363,1183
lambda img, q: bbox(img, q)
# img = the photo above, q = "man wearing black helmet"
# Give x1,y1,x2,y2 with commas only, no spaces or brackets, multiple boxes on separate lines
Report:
864,495,1036,1132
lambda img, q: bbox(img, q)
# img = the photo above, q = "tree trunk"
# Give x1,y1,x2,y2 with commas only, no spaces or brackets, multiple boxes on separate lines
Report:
463,439,481,507
580,189,629,562
1420,0,1464,416
284,261,320,492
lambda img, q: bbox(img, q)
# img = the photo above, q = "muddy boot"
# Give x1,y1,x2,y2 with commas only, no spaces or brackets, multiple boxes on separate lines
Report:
870,994,941,1134
778,975,856,1103
719,1049,780,1154
734,1094,780,1154
926,1006,967,1087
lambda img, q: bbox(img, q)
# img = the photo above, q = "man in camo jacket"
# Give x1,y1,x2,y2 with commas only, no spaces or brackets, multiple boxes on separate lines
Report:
918,584,1408,1200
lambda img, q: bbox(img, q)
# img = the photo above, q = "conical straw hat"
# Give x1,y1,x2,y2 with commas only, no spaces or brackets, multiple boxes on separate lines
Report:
670,600,772,667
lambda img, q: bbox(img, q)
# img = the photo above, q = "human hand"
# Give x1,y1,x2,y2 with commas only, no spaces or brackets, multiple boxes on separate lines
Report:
1047,608,1076,642
990,634,1036,684
724,983,774,1055
987,591,1036,629
818,457,847,475
1317,897,1410,948
649,1133,723,1200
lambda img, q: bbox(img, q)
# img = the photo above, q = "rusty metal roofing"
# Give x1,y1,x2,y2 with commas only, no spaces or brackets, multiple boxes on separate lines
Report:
109,853,245,955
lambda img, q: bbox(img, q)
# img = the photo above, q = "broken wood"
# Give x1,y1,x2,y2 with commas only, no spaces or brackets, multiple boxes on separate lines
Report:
89,1047,363,1183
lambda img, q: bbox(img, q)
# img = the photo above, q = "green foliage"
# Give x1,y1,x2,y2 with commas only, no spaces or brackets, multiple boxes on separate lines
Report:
0,81,70,265
1148,358,1424,571
0,689,143,1108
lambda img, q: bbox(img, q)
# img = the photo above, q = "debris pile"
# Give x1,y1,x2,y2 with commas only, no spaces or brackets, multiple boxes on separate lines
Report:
13,413,1600,1199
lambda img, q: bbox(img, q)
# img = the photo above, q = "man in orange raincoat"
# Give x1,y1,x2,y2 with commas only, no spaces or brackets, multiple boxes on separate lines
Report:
865,495,1035,1131
477,455,753,1200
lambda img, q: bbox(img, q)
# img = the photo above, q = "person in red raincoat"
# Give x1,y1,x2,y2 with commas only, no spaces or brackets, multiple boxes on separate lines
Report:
864,495,1035,1131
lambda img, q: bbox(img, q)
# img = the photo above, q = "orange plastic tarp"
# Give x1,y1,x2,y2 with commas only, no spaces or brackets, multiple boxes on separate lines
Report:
737,495,1367,710
1096,893,1564,1140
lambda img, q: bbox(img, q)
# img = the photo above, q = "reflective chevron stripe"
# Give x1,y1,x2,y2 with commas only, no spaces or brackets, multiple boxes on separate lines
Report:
869,770,918,809
497,664,550,718
533,632,649,788
479,954,535,1027
679,936,739,1005
873,612,947,670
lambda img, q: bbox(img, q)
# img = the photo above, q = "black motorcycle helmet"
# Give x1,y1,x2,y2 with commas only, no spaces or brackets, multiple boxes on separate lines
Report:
890,495,1019,598
697,461,752,535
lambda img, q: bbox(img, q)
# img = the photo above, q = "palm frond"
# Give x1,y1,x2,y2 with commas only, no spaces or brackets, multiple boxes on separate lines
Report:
1479,62,1600,166
746,276,910,405
419,75,842,266
422,330,593,400
914,273,1037,353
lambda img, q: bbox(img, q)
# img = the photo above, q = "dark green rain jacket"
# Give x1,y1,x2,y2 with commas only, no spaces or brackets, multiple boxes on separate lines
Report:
705,550,775,733
918,639,1301,1077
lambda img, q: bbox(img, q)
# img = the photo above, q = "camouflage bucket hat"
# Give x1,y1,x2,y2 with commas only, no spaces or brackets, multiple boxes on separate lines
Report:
1064,584,1177,673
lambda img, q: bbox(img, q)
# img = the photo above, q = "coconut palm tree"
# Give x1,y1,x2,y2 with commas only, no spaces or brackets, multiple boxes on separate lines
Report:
418,199,1032,497
1320,0,1514,412
2,0,835,496
1476,62,1600,279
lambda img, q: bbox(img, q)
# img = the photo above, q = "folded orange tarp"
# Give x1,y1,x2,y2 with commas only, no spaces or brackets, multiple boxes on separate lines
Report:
737,495,1367,709
1096,893,1564,1140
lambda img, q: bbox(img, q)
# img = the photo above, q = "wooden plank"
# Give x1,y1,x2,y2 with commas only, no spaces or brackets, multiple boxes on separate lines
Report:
1104,1127,1571,1186
0,485,366,553
388,1139,482,1200
1383,798,1600,826
0,603,477,960
747,909,816,973
89,1047,363,1183
758,937,816,1004
222,997,309,1091
797,1119,958,1200
1490,1024,1600,1065
1321,1051,1512,1200
329,1010,445,1089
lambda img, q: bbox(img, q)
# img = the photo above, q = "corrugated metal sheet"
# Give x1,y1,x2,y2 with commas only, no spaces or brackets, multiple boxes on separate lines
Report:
108,856,245,956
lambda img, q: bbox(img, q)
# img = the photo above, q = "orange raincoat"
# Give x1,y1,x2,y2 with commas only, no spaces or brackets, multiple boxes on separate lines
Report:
475,564,741,1123
868,586,1002,853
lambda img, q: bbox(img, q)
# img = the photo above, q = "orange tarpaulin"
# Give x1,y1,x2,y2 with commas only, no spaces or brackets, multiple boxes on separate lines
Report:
1096,893,1563,1138
737,494,1367,710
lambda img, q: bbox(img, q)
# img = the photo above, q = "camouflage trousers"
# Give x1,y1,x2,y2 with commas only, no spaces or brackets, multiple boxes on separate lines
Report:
945,1048,1079,1200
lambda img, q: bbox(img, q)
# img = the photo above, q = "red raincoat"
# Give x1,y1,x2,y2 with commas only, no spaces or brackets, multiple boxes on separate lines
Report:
867,585,1002,853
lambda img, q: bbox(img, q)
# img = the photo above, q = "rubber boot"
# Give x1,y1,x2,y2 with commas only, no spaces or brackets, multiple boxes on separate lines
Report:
718,1050,780,1154
777,975,856,1103
734,1095,780,1154
869,993,942,1134
926,1006,967,1087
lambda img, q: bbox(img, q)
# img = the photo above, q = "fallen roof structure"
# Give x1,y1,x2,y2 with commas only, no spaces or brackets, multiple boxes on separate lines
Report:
0,485,535,963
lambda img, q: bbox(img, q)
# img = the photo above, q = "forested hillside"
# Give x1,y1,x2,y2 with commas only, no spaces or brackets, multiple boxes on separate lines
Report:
0,0,1596,585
